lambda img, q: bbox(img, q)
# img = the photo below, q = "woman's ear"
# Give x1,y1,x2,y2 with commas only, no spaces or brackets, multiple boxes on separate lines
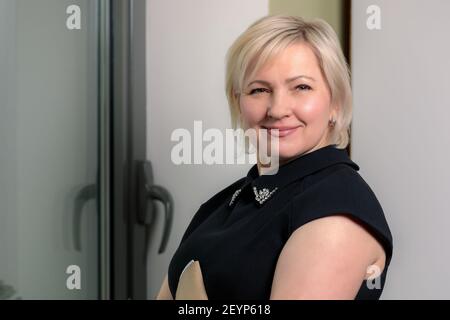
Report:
330,102,340,122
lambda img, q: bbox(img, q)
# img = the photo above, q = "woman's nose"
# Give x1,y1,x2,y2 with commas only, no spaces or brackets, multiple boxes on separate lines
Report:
266,90,293,119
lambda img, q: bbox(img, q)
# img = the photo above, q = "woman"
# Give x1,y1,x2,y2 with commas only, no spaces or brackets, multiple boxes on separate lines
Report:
157,14,393,300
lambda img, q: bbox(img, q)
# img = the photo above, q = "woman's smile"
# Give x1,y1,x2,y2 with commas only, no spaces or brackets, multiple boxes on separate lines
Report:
263,125,303,138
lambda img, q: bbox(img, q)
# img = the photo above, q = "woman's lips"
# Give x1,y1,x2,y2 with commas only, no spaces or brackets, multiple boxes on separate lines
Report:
263,126,302,138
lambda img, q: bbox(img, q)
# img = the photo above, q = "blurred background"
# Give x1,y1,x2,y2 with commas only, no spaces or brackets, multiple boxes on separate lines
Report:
1,0,449,299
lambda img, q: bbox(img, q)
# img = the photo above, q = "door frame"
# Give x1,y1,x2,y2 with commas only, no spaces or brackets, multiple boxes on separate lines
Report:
110,0,148,300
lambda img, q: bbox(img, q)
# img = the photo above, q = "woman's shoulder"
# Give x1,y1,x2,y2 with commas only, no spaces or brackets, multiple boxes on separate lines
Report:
291,162,388,226
290,162,394,267
297,162,380,204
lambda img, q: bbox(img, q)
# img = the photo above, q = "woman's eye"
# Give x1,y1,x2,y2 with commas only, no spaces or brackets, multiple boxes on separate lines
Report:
296,84,312,91
249,88,269,95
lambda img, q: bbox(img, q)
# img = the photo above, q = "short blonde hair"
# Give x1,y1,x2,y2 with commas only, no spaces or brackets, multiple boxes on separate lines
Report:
225,15,352,149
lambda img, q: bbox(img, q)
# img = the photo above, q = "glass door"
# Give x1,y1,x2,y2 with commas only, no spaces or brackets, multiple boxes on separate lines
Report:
0,0,110,299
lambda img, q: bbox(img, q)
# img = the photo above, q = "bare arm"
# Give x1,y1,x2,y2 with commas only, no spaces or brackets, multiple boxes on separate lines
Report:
270,214,386,299
155,274,174,300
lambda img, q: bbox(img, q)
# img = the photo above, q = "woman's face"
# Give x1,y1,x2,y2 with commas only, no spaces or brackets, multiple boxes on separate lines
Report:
239,42,337,165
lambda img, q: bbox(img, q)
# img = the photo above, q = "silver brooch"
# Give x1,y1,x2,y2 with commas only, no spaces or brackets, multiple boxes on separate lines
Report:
253,186,278,205
229,188,242,206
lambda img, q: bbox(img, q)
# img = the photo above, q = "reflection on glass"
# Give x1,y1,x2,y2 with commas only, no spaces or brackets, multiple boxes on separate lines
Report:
0,0,100,299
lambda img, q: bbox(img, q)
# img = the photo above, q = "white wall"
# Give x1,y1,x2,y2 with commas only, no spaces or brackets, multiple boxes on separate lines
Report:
146,0,268,298
351,0,450,299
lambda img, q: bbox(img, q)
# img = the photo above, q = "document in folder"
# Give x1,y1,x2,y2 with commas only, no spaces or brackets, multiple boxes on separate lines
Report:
175,260,209,300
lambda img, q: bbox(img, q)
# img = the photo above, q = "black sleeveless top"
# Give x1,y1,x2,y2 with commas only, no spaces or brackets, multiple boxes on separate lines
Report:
168,144,393,300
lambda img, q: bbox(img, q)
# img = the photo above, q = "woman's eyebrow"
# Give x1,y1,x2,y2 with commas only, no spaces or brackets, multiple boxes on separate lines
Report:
247,75,316,87
286,75,316,83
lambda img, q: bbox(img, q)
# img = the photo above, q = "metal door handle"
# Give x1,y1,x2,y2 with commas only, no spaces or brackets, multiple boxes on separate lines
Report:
73,184,97,251
137,160,173,254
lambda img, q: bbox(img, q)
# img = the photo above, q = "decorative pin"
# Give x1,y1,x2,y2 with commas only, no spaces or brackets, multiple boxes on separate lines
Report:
229,188,242,206
253,186,278,205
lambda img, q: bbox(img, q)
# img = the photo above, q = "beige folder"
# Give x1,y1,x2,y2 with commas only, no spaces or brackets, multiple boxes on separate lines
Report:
175,260,209,300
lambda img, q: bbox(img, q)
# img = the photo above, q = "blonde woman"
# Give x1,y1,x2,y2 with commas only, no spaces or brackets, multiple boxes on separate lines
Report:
157,15,393,300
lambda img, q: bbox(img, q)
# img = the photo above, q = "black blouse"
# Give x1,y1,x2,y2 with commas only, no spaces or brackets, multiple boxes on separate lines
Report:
168,144,393,300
